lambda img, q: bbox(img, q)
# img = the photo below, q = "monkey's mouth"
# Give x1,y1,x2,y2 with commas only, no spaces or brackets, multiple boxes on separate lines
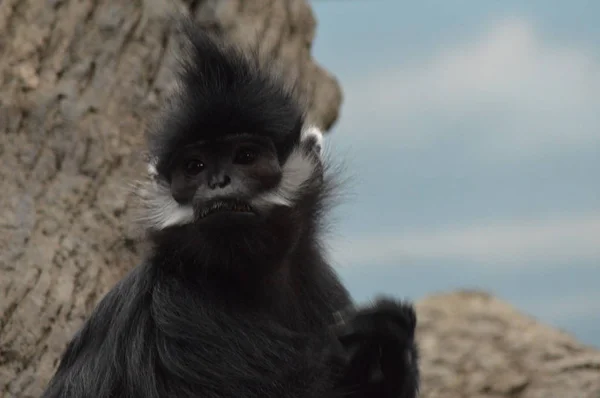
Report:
196,200,255,219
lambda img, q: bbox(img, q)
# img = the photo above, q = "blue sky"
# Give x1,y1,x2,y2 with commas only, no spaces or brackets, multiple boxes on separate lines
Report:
310,0,600,347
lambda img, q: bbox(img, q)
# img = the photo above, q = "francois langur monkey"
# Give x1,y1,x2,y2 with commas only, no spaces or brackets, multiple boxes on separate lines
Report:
41,22,419,398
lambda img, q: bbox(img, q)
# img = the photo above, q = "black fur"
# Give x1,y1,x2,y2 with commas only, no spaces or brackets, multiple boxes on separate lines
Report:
335,299,420,397
41,23,419,398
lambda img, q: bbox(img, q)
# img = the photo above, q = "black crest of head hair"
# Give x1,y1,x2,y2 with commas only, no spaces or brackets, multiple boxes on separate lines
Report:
148,21,306,177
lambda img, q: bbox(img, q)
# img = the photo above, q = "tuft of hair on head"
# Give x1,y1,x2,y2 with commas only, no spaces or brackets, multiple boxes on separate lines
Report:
146,19,308,172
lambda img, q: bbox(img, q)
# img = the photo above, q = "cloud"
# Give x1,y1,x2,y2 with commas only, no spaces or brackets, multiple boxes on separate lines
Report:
330,211,600,268
338,17,600,159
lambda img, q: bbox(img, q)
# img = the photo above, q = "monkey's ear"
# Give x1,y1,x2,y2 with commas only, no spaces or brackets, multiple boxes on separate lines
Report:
300,125,324,157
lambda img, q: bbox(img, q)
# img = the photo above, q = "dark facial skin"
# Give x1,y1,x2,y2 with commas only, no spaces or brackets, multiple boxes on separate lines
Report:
168,134,282,218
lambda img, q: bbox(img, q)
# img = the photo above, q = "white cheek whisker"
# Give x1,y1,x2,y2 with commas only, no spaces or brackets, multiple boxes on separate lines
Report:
251,144,319,210
133,177,194,231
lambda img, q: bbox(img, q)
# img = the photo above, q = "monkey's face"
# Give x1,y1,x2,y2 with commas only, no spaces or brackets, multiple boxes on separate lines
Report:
136,126,324,273
167,133,285,225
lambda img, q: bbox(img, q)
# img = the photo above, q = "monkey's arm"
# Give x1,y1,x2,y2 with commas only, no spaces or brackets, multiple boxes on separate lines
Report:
333,298,420,398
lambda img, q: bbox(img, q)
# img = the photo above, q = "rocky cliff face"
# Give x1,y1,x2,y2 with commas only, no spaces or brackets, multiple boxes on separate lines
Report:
0,1,598,397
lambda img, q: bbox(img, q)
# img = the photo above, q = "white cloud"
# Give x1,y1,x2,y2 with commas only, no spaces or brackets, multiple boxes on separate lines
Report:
330,211,600,268
339,17,600,159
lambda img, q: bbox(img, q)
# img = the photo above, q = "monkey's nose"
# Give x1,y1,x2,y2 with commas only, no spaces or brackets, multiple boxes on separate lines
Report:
208,175,231,190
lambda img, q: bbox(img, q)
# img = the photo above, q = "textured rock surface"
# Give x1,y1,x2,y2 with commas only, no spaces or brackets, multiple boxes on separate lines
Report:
417,291,600,398
1,1,598,398
0,0,341,396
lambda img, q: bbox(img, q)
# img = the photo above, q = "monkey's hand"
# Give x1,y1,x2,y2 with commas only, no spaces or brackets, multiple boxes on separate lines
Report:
332,298,419,398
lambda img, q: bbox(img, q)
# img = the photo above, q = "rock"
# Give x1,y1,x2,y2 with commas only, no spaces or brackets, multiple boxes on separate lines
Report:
417,290,600,398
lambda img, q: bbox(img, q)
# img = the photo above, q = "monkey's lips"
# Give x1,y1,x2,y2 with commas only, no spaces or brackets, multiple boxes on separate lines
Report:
196,199,255,220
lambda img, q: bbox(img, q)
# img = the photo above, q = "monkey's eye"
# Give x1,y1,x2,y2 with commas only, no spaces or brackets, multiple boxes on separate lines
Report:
183,159,205,176
234,147,258,165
